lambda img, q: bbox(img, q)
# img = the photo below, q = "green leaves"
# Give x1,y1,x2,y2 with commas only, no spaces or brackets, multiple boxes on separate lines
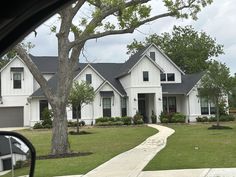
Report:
127,25,224,74
68,80,95,107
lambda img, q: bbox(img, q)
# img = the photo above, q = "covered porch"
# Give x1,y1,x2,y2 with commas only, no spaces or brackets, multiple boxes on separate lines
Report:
162,94,188,117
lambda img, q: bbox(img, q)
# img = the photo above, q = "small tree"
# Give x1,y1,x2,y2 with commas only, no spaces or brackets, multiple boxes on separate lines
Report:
68,81,95,133
198,61,235,127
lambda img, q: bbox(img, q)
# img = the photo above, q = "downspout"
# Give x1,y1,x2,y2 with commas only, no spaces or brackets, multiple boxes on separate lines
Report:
0,72,2,104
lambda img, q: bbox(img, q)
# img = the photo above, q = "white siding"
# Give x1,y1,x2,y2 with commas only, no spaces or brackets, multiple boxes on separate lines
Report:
74,66,104,91
188,86,201,121
146,46,182,83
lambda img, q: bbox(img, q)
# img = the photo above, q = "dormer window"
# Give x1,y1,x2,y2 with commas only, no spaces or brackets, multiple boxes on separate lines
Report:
150,52,155,61
167,73,175,81
13,73,22,89
86,74,92,84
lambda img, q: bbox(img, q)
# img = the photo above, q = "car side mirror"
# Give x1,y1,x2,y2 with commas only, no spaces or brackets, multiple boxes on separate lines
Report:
0,131,36,177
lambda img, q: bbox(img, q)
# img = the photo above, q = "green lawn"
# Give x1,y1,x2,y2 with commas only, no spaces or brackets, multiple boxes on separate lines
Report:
17,126,156,177
144,122,236,171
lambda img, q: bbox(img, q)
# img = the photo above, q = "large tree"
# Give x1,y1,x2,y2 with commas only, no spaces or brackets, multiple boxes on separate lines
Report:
14,0,213,155
127,25,224,74
198,61,234,127
68,81,95,133
0,42,34,69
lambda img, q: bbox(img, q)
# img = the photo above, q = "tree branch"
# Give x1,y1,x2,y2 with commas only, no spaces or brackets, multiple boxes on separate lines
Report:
14,44,55,103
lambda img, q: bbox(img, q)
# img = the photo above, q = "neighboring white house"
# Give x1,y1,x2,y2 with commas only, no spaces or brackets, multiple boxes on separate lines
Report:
0,44,217,127
0,136,27,172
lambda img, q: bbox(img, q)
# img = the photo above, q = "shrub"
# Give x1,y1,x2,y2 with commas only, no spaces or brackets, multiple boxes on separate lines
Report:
196,116,208,122
161,118,169,123
41,108,53,127
44,124,52,129
33,122,43,129
96,117,110,123
114,117,122,122
151,110,157,124
68,121,77,127
172,113,186,123
95,121,123,126
121,116,132,125
209,116,216,122
79,120,85,126
133,112,143,125
135,119,144,125
220,114,235,121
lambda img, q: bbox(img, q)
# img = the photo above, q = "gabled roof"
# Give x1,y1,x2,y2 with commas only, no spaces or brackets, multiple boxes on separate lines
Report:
162,72,204,95
0,136,26,156
31,63,127,97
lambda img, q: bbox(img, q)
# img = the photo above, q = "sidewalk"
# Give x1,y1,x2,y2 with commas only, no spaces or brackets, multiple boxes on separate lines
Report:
139,168,236,177
81,124,175,177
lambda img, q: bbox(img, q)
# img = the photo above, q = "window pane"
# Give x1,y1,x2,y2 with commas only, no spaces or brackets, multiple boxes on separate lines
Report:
72,104,81,119
121,97,127,117
160,73,166,81
150,52,155,60
210,101,216,114
168,97,176,113
143,71,149,81
162,97,167,112
103,98,111,117
167,73,175,81
86,74,92,84
13,73,21,89
200,98,209,115
39,100,48,120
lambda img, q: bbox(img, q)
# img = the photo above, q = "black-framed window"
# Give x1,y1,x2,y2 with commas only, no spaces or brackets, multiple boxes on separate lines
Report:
210,102,216,114
150,52,155,61
167,73,175,81
162,96,176,113
121,97,127,117
168,97,176,113
72,104,81,119
103,98,111,117
13,73,21,89
143,71,149,81
160,73,166,81
162,97,168,112
200,98,209,115
86,74,92,84
39,100,48,120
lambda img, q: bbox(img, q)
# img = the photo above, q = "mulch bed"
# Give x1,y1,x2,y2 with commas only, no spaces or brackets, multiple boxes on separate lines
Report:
208,125,233,130
36,152,93,160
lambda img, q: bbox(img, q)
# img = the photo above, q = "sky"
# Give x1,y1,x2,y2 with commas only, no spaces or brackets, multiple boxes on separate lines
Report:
26,0,236,74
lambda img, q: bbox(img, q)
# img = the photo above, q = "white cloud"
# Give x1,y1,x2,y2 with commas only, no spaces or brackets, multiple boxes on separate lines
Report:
26,0,236,73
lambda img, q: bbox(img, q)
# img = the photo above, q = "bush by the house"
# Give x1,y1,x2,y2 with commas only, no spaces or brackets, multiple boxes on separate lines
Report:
41,108,53,127
96,121,124,126
196,116,209,122
68,120,86,127
95,117,110,123
133,112,144,125
172,113,186,123
33,122,44,129
196,114,235,122
151,110,157,124
121,116,132,125
159,112,186,123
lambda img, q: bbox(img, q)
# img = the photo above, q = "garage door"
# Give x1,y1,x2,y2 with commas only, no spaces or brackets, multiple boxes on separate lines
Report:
0,107,24,128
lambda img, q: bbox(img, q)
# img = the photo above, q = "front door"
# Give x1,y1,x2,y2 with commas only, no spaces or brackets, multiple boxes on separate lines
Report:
138,94,148,123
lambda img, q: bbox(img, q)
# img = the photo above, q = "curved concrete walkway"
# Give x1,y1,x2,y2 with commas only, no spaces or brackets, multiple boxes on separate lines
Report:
81,124,175,177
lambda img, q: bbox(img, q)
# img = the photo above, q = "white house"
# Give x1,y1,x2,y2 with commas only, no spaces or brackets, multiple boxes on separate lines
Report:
0,136,27,172
0,44,217,127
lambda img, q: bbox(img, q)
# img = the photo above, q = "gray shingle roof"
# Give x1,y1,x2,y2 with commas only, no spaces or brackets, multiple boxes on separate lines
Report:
30,54,58,73
116,45,150,78
31,63,127,97
0,136,26,156
162,72,204,95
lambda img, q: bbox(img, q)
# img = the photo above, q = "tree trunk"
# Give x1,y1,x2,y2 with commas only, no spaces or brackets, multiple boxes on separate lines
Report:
51,103,70,155
76,107,79,133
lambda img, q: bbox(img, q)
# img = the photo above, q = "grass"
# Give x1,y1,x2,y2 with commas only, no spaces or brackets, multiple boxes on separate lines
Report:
16,126,157,177
144,122,236,171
